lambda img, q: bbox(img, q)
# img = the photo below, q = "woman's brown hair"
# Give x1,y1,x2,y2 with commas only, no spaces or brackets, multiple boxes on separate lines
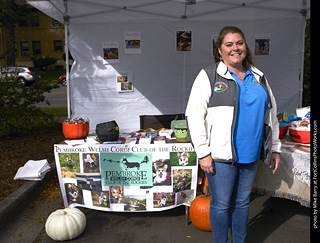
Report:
214,26,254,68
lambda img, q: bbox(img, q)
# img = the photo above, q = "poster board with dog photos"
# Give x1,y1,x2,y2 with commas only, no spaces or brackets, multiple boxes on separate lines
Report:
54,143,198,212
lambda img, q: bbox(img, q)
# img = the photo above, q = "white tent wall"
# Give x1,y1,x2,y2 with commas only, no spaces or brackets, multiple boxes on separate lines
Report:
68,22,188,132
67,18,303,132
183,18,304,113
27,0,309,133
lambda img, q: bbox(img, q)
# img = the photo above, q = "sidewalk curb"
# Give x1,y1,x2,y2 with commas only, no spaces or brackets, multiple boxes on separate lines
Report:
0,162,57,228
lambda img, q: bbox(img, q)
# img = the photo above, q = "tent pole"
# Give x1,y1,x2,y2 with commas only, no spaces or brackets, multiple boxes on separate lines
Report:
298,0,307,108
298,19,306,108
182,19,187,113
64,0,71,118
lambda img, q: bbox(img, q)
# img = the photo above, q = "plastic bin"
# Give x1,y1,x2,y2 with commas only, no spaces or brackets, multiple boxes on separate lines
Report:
172,120,190,143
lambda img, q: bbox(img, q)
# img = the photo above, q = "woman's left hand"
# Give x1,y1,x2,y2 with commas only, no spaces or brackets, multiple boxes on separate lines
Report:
270,153,280,174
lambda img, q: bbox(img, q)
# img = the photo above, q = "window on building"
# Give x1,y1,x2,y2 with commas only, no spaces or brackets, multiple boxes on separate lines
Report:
54,40,63,52
32,41,41,56
53,19,62,27
30,15,40,27
21,42,29,56
18,21,29,28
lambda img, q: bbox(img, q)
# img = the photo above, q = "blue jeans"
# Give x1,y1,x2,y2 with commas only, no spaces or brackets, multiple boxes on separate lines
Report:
205,160,258,243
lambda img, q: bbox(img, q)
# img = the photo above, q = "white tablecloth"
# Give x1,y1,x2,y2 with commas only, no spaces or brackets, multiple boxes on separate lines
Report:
253,136,310,207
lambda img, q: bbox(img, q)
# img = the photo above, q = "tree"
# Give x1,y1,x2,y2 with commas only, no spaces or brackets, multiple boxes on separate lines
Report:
0,0,30,66
0,70,59,137
31,57,57,71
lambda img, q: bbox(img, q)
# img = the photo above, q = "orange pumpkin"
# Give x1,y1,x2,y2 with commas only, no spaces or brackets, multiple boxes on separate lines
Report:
199,175,209,194
190,185,212,231
62,122,89,139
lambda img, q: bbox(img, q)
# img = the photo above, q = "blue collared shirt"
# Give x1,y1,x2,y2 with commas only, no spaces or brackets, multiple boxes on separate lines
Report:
229,68,268,164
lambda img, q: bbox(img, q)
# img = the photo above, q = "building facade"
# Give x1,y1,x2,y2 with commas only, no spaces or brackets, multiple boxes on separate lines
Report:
0,6,66,70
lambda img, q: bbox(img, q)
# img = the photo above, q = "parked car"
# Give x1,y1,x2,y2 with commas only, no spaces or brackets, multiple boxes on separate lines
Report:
58,74,67,86
0,66,40,86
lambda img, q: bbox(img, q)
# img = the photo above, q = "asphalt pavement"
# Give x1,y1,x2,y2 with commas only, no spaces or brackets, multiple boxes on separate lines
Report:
0,164,311,243
37,84,68,108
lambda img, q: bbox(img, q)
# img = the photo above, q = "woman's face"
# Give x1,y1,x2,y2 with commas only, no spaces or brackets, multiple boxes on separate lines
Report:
218,32,247,69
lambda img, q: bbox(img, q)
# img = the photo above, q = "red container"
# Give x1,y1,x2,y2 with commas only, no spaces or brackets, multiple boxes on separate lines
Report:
279,125,288,139
62,122,89,139
289,127,310,144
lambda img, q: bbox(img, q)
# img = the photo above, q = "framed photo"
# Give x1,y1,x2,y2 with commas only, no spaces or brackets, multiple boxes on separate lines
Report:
176,30,192,52
102,41,119,63
254,34,271,56
124,31,141,54
116,71,133,92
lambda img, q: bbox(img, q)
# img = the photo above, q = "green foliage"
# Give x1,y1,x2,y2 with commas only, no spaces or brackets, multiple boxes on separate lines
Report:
39,107,68,118
0,0,30,27
39,70,65,83
31,57,57,71
0,0,31,66
0,70,60,138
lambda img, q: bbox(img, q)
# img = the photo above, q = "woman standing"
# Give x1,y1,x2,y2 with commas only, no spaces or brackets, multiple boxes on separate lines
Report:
186,26,281,243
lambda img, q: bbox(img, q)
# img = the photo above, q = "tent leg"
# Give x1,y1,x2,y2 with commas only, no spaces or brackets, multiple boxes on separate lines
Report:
298,1,307,108
64,0,71,119
65,23,71,119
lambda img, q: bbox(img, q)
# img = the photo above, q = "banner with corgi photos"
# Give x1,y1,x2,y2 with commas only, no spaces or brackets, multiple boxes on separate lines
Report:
54,143,198,212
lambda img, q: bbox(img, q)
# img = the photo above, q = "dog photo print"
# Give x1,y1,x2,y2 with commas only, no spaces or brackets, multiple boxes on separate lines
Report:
172,168,192,192
153,192,175,208
92,189,110,208
176,190,195,205
109,186,124,204
124,194,147,211
176,30,192,52
170,151,197,166
64,183,84,205
82,153,100,173
76,173,101,191
58,153,80,178
152,152,171,186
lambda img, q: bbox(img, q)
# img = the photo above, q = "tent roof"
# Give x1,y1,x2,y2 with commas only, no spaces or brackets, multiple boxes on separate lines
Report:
28,0,310,24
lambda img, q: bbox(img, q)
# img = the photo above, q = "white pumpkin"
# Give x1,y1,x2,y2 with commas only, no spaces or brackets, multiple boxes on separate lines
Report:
45,208,86,241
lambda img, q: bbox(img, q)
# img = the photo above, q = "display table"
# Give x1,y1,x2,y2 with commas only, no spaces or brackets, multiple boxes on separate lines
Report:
54,142,198,212
253,136,310,207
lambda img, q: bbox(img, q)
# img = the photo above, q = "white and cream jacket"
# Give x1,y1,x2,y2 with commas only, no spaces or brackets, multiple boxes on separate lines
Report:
185,62,281,165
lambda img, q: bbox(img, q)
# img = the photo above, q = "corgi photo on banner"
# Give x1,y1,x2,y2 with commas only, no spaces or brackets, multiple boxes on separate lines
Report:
110,186,124,204
153,159,171,186
58,153,80,178
65,183,84,205
91,189,110,208
169,151,197,166
177,152,190,166
98,191,110,207
153,192,175,208
83,153,100,173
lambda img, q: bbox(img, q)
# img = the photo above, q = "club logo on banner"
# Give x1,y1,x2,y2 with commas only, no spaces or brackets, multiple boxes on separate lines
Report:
100,153,153,186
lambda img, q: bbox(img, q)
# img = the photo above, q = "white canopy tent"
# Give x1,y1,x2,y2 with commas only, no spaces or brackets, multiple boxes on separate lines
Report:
28,0,310,133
